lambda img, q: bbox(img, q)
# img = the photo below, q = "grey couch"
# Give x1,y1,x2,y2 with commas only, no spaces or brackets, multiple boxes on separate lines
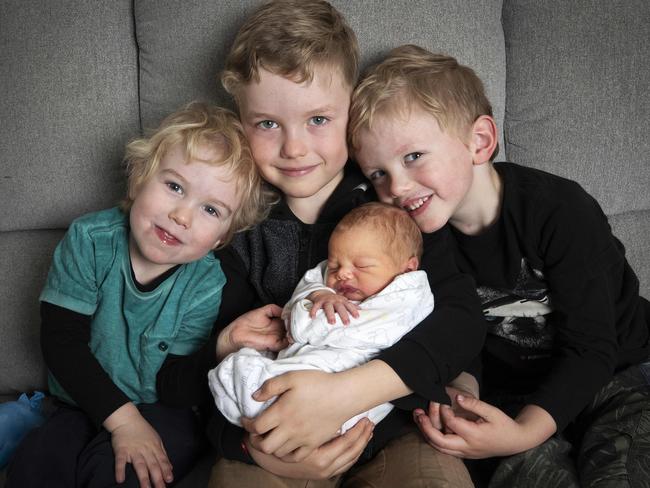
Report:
1,0,648,486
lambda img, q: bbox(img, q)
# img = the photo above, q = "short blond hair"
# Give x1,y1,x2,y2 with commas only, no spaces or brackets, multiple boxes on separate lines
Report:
221,0,359,101
334,202,423,264
122,102,274,248
349,44,498,160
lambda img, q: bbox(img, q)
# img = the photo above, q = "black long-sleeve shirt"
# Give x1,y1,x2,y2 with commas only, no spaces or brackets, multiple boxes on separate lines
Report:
451,162,649,432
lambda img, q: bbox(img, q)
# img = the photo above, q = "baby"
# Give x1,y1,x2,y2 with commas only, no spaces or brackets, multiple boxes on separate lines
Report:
209,202,434,432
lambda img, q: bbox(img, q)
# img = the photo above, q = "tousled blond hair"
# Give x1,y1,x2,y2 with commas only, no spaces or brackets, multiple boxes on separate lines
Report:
122,102,274,248
349,44,498,160
334,202,423,264
221,0,359,101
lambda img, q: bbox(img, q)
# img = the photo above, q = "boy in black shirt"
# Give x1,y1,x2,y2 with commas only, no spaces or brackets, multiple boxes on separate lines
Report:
350,44,650,486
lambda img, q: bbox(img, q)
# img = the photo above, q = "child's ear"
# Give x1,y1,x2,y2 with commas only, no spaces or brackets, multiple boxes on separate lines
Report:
406,256,419,272
470,115,498,166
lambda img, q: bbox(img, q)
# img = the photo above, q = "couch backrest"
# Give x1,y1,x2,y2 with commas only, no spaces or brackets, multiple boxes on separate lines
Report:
0,0,647,398
502,0,650,300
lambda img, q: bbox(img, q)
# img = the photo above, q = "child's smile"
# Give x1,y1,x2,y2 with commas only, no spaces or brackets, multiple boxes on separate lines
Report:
153,225,182,246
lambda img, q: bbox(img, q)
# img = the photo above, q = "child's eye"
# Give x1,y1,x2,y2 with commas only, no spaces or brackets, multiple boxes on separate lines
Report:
368,170,385,181
404,152,422,162
257,120,278,130
309,116,328,126
203,205,221,218
166,181,183,194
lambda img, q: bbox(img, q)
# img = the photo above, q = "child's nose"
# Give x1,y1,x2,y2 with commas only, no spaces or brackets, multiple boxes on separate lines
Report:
281,131,308,159
169,206,192,228
389,172,411,199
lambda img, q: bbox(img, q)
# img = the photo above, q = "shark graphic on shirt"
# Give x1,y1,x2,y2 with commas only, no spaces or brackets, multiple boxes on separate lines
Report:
477,258,555,351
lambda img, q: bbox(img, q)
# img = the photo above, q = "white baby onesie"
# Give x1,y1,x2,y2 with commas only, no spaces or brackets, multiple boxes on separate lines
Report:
208,260,434,432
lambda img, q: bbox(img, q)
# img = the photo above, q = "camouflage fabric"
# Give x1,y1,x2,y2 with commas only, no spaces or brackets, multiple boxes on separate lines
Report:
488,360,650,488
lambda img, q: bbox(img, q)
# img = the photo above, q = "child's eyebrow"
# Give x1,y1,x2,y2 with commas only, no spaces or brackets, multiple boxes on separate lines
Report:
307,105,338,115
161,168,188,184
209,198,234,216
246,111,276,120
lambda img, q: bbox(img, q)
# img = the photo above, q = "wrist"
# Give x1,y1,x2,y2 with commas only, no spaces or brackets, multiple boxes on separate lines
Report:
216,326,234,361
514,404,557,450
103,401,138,433
336,360,411,415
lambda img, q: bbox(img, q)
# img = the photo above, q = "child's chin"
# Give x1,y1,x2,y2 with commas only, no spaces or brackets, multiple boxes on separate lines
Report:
415,215,445,234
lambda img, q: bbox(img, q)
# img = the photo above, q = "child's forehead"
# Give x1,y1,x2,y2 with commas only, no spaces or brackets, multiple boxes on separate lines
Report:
162,139,224,164
240,64,351,104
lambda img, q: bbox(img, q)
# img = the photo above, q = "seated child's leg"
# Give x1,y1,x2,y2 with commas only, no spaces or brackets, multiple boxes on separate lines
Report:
6,403,95,488
488,436,579,488
576,361,650,488
76,403,204,488
343,429,473,488
208,458,341,488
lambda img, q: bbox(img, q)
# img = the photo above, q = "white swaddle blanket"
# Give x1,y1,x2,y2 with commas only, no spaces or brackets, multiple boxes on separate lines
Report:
208,260,434,432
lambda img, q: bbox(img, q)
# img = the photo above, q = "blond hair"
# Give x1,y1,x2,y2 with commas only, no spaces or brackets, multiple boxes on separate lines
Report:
349,44,498,160
221,0,359,101
122,102,274,248
334,202,423,263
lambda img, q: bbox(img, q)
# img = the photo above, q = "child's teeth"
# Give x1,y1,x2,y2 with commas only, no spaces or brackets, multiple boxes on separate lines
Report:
406,196,429,211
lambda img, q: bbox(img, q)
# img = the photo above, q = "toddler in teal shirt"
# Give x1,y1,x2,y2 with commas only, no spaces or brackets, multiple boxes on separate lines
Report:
6,102,282,488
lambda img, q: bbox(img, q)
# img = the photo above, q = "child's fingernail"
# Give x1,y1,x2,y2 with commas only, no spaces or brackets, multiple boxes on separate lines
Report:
457,394,465,402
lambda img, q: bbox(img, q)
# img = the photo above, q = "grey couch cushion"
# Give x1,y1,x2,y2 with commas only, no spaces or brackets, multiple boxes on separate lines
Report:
0,230,64,395
502,0,650,215
135,0,259,130
0,0,140,232
502,0,650,297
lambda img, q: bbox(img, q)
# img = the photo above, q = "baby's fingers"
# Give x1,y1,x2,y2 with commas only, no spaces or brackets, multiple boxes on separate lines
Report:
344,301,360,318
309,300,325,318
323,303,337,324
333,303,351,325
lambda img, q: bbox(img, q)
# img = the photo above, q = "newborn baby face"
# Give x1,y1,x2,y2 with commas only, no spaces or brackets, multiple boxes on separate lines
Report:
325,224,409,301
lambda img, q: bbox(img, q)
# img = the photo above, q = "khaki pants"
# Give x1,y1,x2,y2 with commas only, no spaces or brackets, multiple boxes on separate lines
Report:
209,431,473,488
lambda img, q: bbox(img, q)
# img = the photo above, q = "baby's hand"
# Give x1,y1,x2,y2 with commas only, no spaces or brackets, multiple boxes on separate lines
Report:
104,403,172,488
307,291,359,325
